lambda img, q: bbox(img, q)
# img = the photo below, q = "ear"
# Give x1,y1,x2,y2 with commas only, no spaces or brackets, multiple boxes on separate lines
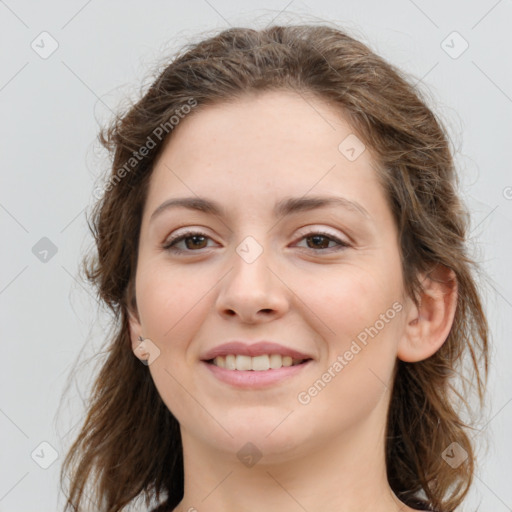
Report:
127,305,148,363
398,264,458,362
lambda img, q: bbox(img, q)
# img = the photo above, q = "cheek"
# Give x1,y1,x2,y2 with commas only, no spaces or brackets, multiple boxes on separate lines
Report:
135,266,212,424
303,263,401,342
296,275,403,433
136,263,212,341
305,263,405,391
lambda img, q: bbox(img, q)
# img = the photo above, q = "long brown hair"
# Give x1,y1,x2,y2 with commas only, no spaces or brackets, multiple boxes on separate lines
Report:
60,24,489,512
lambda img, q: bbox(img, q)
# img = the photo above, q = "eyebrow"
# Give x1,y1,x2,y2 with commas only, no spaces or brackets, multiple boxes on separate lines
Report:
150,195,371,222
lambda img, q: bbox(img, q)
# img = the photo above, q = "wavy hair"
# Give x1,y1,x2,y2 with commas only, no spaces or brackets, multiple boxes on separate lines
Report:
60,24,489,512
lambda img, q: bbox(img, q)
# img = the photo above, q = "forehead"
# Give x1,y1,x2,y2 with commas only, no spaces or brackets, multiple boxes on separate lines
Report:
157,90,358,165
144,90,387,224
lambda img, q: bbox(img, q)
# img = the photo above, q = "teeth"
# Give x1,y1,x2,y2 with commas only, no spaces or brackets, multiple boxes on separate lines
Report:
252,355,269,371
269,354,282,369
236,354,252,371
225,354,236,370
212,354,305,370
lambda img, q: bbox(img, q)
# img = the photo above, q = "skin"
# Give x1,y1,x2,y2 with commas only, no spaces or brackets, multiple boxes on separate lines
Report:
128,90,457,512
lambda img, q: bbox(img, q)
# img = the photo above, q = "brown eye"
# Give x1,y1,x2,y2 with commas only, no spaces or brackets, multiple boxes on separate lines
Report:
295,231,351,252
306,235,331,249
163,231,213,253
182,235,208,250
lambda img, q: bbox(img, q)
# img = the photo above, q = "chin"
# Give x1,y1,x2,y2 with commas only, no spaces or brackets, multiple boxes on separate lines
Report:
205,411,313,460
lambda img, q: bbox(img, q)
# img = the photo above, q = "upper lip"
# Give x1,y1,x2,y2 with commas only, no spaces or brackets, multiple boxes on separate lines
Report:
200,341,313,361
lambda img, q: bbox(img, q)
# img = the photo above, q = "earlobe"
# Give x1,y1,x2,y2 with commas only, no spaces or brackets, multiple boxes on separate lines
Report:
127,307,147,361
134,335,150,364
397,265,458,363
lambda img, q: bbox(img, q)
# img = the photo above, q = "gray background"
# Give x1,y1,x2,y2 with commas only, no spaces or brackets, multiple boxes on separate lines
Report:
1,1,511,511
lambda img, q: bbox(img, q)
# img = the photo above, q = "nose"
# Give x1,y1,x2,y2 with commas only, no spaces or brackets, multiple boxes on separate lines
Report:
215,237,290,324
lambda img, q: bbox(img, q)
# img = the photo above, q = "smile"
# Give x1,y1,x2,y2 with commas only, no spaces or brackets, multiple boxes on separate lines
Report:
203,357,313,389
208,354,308,371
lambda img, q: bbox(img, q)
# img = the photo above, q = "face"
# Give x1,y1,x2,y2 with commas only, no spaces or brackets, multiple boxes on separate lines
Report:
129,90,412,461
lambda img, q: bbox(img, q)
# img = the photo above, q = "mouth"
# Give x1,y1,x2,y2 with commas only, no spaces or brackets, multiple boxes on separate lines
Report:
205,354,311,371
202,354,313,388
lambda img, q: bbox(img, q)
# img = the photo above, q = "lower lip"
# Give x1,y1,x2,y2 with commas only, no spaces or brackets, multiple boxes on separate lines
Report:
202,360,312,388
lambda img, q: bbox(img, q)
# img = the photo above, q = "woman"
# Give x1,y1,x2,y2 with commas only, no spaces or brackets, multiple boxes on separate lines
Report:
61,24,489,512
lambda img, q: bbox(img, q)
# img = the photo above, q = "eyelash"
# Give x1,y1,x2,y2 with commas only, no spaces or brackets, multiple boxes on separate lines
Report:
162,229,351,254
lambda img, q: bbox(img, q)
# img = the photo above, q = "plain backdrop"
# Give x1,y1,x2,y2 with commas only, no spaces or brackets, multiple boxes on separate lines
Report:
1,1,511,511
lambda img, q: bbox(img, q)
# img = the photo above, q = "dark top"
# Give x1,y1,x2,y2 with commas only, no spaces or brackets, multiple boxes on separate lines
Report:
149,502,439,511
150,504,171,512
150,502,173,512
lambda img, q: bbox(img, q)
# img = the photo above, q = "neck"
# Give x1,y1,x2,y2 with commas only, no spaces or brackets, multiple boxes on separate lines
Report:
173,409,416,512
